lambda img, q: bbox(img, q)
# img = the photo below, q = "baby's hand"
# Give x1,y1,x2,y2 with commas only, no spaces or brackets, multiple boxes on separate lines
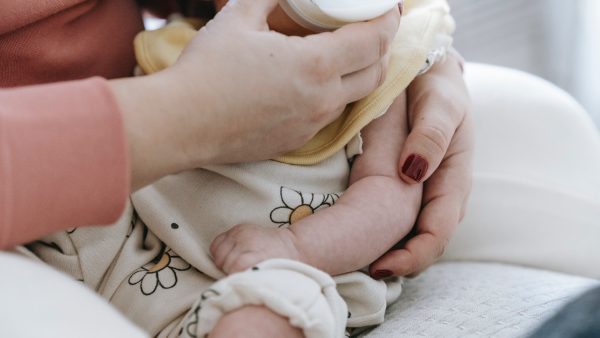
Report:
210,224,302,274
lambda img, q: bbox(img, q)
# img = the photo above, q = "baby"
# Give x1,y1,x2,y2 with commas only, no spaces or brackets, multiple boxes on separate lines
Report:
27,1,455,337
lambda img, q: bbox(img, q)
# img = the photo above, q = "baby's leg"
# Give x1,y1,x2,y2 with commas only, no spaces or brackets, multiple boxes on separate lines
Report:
209,305,303,338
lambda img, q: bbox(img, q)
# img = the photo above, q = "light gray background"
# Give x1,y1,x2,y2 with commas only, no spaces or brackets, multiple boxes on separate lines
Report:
449,0,600,127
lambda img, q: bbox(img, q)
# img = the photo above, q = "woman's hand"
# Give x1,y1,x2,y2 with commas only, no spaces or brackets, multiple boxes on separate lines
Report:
369,50,474,278
113,0,400,190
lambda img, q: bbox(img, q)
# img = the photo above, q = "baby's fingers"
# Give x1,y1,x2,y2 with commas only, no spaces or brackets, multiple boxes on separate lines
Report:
223,252,263,275
210,232,235,270
307,7,400,76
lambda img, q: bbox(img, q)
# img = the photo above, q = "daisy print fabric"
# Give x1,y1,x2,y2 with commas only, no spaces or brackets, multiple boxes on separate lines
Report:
128,249,192,296
270,187,340,227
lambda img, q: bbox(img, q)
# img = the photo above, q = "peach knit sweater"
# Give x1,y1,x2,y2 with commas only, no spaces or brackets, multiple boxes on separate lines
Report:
0,0,144,248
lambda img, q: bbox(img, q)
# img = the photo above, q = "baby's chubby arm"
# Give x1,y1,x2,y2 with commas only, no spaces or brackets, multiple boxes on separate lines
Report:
289,93,423,276
211,94,423,276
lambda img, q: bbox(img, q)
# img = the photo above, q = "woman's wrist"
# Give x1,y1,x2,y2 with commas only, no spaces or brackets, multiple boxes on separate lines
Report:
110,73,213,190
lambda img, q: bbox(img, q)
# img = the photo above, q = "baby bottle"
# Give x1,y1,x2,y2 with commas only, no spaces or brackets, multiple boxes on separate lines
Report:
278,0,401,31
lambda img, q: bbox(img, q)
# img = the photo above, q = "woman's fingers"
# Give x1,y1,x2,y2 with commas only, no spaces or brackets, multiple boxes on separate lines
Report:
370,154,472,277
399,101,457,183
341,51,391,103
399,55,468,184
371,115,473,277
311,8,399,75
369,232,444,278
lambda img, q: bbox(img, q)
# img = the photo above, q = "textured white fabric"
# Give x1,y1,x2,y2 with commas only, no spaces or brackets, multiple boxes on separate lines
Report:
195,259,348,338
443,64,600,278
0,252,148,338
364,262,599,338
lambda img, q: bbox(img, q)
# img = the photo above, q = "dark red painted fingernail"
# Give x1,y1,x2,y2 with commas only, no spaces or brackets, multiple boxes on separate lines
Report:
402,154,428,182
372,270,393,280
398,1,404,15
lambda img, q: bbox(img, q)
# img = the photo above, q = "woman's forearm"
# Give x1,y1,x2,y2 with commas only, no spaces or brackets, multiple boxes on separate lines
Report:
0,78,130,249
110,74,200,191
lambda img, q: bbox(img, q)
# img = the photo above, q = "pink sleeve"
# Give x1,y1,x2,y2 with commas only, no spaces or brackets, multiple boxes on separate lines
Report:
0,78,130,249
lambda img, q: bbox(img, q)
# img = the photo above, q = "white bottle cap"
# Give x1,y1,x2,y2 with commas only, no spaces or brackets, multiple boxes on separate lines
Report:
279,0,401,31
